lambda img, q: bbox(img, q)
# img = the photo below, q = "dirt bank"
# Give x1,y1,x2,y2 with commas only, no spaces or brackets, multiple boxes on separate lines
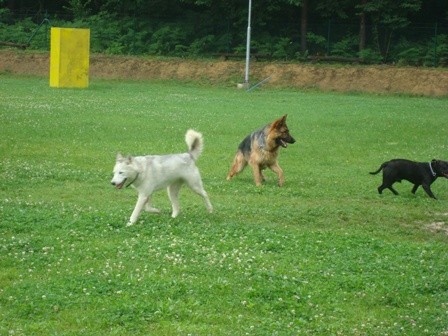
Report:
1,49,447,96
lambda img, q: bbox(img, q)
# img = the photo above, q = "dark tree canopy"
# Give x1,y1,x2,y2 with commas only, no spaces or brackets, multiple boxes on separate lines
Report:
1,0,447,66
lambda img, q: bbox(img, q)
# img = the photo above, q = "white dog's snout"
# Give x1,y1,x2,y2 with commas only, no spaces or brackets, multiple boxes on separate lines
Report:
111,174,125,187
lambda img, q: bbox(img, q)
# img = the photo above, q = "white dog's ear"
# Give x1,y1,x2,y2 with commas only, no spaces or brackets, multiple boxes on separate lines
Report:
126,155,133,164
116,153,124,161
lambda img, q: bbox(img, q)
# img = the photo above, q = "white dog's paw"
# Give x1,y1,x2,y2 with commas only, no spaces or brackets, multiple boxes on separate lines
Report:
126,221,134,227
145,206,160,213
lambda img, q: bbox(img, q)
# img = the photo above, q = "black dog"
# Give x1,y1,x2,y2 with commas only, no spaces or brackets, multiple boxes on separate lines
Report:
370,159,448,199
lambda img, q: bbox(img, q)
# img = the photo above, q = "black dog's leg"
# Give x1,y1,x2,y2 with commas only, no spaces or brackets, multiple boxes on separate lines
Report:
411,184,419,194
388,186,399,195
378,184,398,195
421,183,437,199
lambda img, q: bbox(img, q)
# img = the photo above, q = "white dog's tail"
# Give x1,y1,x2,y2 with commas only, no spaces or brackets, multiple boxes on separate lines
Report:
185,129,204,161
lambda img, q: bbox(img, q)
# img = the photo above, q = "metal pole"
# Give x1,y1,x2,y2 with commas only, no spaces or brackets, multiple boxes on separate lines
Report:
244,0,252,84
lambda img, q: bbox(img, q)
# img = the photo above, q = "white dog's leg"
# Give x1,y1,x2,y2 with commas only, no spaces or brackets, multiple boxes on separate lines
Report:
145,205,160,213
127,194,148,226
144,196,160,213
167,182,182,218
203,192,213,213
186,176,213,214
198,190,213,214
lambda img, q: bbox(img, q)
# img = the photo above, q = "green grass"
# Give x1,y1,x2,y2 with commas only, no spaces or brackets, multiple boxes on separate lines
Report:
1,74,448,335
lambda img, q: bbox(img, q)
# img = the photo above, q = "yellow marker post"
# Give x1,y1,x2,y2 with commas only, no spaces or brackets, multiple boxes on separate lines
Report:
50,27,90,88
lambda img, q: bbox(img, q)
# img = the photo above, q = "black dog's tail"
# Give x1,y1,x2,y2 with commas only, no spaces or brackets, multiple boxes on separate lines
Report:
369,162,387,175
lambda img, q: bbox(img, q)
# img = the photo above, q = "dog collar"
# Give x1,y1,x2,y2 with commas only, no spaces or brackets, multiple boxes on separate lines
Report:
126,173,139,187
429,162,436,177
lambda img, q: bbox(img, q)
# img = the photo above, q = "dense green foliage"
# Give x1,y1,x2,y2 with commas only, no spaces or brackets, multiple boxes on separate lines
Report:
0,0,447,66
1,74,448,334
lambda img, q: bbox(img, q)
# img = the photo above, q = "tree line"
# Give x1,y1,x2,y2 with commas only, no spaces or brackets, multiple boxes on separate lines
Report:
1,0,447,66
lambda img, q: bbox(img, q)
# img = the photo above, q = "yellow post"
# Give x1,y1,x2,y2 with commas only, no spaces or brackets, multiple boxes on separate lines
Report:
50,27,90,88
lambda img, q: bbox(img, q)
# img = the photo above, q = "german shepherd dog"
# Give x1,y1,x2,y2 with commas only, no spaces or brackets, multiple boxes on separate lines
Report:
111,130,213,226
226,115,296,186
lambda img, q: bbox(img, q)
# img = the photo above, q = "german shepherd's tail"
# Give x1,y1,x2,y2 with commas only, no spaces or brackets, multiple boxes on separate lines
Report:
186,129,204,161
369,162,387,175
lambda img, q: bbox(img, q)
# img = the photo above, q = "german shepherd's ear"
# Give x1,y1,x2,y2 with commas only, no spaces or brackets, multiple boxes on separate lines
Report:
271,114,288,129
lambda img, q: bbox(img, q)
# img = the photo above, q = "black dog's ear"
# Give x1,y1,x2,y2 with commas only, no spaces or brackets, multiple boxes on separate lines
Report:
432,159,437,163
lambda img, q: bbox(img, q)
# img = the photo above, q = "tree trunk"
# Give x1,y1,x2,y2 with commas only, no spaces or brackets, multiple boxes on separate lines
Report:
359,0,367,51
300,0,308,53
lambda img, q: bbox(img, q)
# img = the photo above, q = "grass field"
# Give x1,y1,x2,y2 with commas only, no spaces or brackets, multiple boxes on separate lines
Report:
1,74,448,335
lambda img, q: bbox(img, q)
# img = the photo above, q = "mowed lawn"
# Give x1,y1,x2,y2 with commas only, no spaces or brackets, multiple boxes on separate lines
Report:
1,74,448,335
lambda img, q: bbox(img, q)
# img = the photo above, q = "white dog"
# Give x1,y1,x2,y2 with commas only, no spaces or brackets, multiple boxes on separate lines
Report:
111,129,213,226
